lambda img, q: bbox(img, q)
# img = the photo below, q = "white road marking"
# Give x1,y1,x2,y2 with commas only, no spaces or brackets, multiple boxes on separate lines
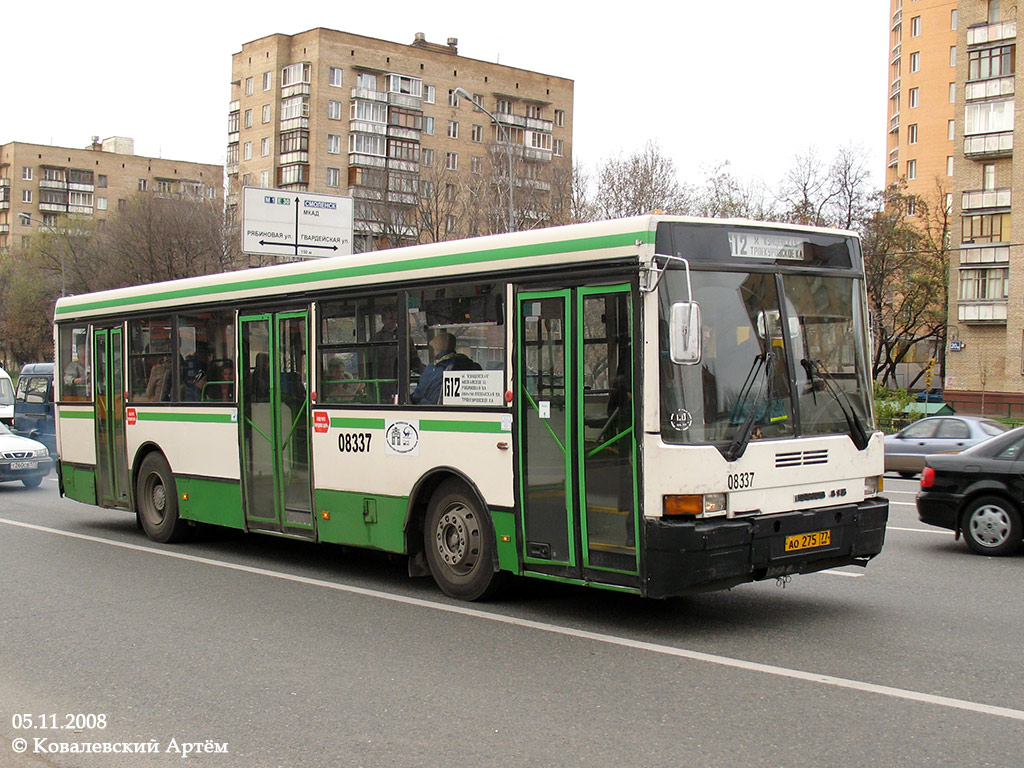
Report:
3,517,1022,723
820,568,863,578
888,525,950,536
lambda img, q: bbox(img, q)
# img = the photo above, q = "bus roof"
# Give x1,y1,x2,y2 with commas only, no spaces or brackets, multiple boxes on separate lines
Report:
53,214,858,321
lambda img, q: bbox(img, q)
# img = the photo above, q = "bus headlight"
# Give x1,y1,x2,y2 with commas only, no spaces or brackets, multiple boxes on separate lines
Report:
864,475,882,497
664,493,727,517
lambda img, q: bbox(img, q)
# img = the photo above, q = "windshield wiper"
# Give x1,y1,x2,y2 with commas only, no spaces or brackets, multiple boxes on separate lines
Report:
725,351,775,461
801,358,869,450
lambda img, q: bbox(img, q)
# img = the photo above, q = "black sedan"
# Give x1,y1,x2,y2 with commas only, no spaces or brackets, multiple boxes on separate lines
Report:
917,426,1024,556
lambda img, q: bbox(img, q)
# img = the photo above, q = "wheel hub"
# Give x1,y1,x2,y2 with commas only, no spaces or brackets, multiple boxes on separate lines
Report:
970,506,1010,547
435,504,480,574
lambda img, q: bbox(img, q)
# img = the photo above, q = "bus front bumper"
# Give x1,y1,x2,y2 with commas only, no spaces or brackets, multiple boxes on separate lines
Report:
643,498,889,599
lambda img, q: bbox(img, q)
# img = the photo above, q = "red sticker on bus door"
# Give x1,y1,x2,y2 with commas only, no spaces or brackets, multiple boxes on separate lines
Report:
126,408,137,426
313,411,330,434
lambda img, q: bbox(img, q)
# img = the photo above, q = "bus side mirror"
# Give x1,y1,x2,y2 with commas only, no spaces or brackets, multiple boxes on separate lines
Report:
670,301,702,365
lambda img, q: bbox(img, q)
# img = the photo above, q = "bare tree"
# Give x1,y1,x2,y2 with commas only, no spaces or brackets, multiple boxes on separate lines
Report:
417,163,465,243
693,161,780,221
593,141,694,219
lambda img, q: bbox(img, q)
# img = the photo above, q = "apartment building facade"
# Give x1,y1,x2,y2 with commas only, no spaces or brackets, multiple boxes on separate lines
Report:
227,29,574,254
946,0,1022,413
886,0,958,206
0,137,223,251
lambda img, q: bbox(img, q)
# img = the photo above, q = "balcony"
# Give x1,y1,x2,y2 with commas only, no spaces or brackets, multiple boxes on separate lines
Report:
0,224,8,234
281,83,310,99
350,120,387,136
495,111,527,129
351,86,387,102
387,92,422,110
386,158,418,173
888,147,899,168
965,76,1014,101
68,182,94,193
964,131,1013,158
522,146,552,163
967,20,1016,46
387,191,418,205
890,113,900,134
279,151,309,165
39,179,67,190
387,125,420,141
892,9,902,29
0,201,8,211
348,153,387,169
891,43,901,64
960,244,1010,264
0,178,9,187
349,186,385,201
961,188,1011,210
39,202,68,213
279,117,309,132
524,116,553,132
958,301,1007,322
890,78,901,98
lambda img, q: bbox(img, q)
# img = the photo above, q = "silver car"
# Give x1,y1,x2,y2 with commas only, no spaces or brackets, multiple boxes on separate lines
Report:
884,415,1008,477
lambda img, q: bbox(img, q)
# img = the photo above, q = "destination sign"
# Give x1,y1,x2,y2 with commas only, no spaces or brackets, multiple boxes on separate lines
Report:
728,232,806,261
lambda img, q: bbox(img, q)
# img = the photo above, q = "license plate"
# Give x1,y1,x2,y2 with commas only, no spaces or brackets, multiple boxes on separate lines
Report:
785,530,831,552
10,461,38,470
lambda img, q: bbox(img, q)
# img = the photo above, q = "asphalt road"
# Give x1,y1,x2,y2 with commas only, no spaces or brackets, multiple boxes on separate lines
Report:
1,473,1022,767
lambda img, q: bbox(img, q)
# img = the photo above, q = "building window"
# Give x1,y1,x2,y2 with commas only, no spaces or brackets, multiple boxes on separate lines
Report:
909,87,919,108
949,82,956,103
326,167,340,187
245,77,253,96
329,67,343,87
421,148,434,167
387,74,422,97
22,189,32,203
244,109,252,129
97,174,107,188
910,51,920,72
911,15,921,36
328,100,342,120
988,0,1001,24
423,116,435,135
907,159,917,180
448,89,460,107
328,134,341,154
22,166,32,181
356,72,377,90
390,108,423,130
388,139,419,163
350,100,387,123
138,179,148,192
97,197,107,210
968,45,1015,80
959,267,1008,300
471,94,484,111
281,96,310,120
526,104,543,120
908,123,918,144
951,9,957,29
263,71,272,91
448,120,459,139
983,163,996,190
262,105,271,124
496,98,513,114
471,124,483,142
471,155,482,174
962,213,1010,243
947,156,954,176
261,137,270,157
555,109,565,127
348,133,385,156
907,197,916,216
446,152,458,171
950,46,957,67
948,119,955,140
424,85,435,103
243,142,252,160
965,100,1014,134
280,129,309,154
260,170,269,187
281,62,311,87
554,138,564,156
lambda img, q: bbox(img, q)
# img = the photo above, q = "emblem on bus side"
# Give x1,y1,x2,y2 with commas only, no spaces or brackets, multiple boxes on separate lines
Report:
385,420,420,456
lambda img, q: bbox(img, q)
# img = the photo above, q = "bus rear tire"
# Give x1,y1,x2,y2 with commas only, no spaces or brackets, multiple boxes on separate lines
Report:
424,480,503,601
136,453,191,543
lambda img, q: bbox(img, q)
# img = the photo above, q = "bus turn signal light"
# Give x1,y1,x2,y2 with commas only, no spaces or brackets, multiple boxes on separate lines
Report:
664,494,726,516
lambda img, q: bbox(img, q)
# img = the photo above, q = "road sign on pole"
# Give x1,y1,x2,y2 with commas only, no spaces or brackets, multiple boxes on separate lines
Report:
241,187,353,259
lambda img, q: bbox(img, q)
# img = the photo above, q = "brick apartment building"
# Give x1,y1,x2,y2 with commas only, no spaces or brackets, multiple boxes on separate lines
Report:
227,28,574,253
0,137,223,251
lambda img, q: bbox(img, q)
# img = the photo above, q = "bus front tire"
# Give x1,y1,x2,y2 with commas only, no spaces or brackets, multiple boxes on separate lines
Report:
424,480,503,601
136,453,191,543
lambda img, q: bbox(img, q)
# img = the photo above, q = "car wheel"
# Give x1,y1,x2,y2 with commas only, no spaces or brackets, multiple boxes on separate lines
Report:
423,479,504,601
21,475,42,489
136,453,191,543
961,495,1022,556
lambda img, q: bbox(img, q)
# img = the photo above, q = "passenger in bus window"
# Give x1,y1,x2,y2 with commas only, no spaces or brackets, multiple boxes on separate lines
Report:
324,357,362,402
410,332,478,405
144,358,171,401
63,335,90,399
181,345,211,401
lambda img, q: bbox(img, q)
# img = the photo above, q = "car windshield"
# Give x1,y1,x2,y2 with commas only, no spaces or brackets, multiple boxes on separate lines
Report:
658,268,874,452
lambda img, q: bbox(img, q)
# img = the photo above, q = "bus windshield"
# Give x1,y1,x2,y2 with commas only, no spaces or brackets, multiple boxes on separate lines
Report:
659,268,874,453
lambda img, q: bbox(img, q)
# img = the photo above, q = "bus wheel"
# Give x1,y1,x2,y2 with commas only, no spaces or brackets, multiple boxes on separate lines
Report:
136,453,191,543
424,480,502,601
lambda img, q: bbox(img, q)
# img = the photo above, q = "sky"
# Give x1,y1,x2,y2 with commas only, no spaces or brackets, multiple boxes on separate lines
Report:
7,1,890,191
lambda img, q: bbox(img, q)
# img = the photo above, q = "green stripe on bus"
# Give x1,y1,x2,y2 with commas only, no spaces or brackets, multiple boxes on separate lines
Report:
420,420,506,434
55,230,652,316
136,411,236,424
60,409,95,419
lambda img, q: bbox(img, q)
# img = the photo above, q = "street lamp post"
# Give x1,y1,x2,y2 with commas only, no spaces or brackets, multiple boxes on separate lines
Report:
20,213,66,296
452,87,515,233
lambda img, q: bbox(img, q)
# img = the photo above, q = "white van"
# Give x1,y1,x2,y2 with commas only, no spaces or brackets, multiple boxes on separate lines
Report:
0,367,13,425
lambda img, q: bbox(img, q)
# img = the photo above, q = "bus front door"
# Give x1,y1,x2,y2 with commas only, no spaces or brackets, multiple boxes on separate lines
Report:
238,312,314,536
517,286,638,582
93,326,130,509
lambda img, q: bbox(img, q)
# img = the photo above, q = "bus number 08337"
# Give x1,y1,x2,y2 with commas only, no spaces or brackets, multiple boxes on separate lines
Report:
338,433,372,453
728,472,755,490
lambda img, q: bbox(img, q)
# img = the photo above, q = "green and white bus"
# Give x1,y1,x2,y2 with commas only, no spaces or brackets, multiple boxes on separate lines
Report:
53,215,888,600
